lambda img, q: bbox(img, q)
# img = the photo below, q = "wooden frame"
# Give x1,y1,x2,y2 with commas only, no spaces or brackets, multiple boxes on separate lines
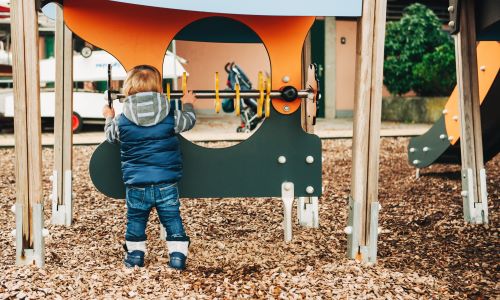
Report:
346,0,387,263
11,0,45,266
455,0,489,224
52,5,74,225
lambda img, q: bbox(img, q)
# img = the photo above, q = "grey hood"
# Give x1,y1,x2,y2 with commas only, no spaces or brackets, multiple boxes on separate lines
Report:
122,92,169,126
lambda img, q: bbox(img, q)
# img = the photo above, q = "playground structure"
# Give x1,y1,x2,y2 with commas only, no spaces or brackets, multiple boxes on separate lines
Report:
8,0,497,269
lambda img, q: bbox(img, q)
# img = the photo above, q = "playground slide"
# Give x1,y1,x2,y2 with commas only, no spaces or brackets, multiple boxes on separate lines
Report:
408,42,500,169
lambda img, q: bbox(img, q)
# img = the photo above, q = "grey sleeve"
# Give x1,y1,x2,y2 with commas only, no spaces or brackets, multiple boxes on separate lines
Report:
104,116,120,143
174,103,196,133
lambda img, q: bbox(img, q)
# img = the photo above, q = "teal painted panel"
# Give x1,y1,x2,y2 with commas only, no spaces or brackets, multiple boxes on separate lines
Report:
89,108,322,199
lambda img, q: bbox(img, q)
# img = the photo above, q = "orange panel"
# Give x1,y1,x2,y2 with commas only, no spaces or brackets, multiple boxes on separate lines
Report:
63,0,314,114
444,42,500,145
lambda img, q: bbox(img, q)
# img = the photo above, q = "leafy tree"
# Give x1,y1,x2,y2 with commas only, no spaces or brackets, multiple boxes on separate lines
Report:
384,3,456,96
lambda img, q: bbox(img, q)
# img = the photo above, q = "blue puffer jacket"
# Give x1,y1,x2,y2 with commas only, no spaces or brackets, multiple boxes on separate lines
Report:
118,112,182,186
104,92,196,186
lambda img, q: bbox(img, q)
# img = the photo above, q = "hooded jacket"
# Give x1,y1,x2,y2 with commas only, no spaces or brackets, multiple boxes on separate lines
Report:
104,92,196,186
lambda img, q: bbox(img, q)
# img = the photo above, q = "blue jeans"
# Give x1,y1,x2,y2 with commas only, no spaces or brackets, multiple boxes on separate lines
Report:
125,183,187,242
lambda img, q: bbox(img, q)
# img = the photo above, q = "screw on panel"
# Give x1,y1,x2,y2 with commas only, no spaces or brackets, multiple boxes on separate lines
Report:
448,136,454,141
283,105,290,112
306,156,314,164
409,148,416,153
448,6,454,12
344,226,353,235
282,76,290,83
306,186,314,194
423,147,429,152
480,66,486,72
413,160,420,165
440,134,446,140
442,109,448,115
453,115,459,121
448,21,455,28
278,156,287,164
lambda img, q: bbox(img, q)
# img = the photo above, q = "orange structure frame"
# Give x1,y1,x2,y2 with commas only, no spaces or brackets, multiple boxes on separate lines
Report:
63,0,315,114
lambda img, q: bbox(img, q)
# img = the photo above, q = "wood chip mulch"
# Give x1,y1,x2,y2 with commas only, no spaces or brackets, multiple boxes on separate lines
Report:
0,138,498,299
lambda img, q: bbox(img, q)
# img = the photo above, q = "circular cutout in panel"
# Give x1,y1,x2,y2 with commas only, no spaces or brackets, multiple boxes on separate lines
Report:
164,17,271,148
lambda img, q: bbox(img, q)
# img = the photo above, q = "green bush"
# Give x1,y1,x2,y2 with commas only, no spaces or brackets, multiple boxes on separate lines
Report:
384,3,456,96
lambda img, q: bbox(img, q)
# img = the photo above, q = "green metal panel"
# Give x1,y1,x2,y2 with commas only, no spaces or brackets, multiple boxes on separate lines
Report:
175,17,262,43
89,107,322,199
310,20,325,118
45,35,55,58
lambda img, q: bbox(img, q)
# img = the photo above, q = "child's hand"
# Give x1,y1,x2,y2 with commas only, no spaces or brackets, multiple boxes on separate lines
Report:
182,90,197,105
102,105,115,119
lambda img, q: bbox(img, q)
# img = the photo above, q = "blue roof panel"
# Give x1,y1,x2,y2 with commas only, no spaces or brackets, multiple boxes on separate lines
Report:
110,0,362,17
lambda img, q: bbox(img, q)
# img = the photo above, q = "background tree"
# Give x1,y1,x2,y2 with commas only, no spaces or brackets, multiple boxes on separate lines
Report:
384,3,456,96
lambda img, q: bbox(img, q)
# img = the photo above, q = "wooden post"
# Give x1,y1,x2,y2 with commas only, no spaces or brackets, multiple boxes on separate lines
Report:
297,31,319,229
52,5,74,225
346,0,387,263
324,17,336,119
11,0,45,266
455,0,488,224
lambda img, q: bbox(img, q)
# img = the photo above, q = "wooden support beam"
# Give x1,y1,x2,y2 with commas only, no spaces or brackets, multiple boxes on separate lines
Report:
297,31,319,229
52,5,74,225
455,0,488,224
347,0,387,263
11,0,44,266
324,17,336,119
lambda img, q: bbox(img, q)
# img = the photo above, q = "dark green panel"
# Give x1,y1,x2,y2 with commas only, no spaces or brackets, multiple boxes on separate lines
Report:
175,17,262,43
407,116,452,169
310,19,325,118
89,108,322,199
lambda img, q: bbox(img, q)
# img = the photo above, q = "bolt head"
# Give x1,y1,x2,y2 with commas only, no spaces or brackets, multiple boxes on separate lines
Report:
344,226,353,235
413,160,420,165
282,76,290,83
278,156,287,164
480,66,486,71
448,21,455,28
306,156,314,164
448,136,454,141
409,148,416,153
283,105,290,112
423,147,429,152
448,5,454,12
306,186,314,194
453,115,459,121
442,109,448,115
283,182,293,191
440,134,446,140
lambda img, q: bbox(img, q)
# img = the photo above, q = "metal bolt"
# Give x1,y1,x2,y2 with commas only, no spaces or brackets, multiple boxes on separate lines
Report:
413,160,420,165
461,191,468,197
442,109,448,115
448,5,454,12
440,134,446,140
480,66,486,72
306,186,314,194
423,147,430,152
283,105,290,112
409,147,416,153
453,115,459,121
448,21,455,28
306,156,314,164
284,182,293,191
278,156,287,164
282,76,290,83
448,136,454,141
344,226,353,235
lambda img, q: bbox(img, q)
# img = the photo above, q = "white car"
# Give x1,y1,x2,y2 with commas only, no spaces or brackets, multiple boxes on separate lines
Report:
0,89,123,133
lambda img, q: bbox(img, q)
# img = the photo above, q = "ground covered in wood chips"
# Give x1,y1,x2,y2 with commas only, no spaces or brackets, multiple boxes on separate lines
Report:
0,138,498,299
